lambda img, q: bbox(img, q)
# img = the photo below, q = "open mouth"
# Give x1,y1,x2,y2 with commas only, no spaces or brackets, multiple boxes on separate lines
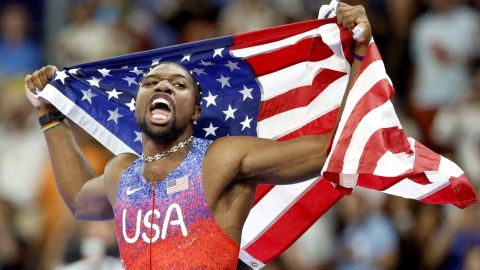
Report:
149,94,173,124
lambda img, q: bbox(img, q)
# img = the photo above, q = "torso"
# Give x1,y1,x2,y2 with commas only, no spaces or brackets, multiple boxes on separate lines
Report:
112,138,242,269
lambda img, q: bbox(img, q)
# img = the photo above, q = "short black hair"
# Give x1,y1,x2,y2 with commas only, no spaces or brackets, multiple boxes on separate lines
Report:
141,61,202,106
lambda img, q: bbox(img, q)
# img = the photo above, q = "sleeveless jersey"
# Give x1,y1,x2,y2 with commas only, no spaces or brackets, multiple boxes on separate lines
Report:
114,138,239,269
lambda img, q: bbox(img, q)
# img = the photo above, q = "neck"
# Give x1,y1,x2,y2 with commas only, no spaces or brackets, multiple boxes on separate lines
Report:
141,130,193,158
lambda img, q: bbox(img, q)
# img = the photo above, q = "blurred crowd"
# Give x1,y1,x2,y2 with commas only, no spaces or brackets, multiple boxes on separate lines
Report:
0,0,479,269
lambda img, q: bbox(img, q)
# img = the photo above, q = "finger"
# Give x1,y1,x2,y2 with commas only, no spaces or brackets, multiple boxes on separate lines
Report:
45,65,58,80
337,5,357,27
25,74,36,92
31,71,46,90
37,68,49,86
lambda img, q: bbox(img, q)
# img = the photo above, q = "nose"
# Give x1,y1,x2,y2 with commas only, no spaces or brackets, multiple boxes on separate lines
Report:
155,80,173,94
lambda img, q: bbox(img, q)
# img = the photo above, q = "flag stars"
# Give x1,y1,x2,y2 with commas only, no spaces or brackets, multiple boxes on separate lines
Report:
87,77,101,87
54,70,69,84
134,131,142,142
123,76,138,87
125,98,136,111
98,68,112,77
130,66,144,76
106,88,123,100
181,54,191,62
68,68,79,75
240,115,253,131
151,59,161,66
217,74,231,88
213,48,224,58
191,68,206,76
203,91,218,107
239,85,254,101
199,60,214,66
107,107,124,124
225,61,241,72
81,89,97,104
203,122,218,137
222,105,237,121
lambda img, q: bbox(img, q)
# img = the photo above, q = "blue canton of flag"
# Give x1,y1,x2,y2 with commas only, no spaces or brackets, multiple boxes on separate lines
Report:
47,36,261,155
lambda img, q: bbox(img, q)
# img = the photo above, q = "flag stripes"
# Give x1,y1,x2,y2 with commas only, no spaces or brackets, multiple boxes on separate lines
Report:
231,18,351,267
321,42,476,210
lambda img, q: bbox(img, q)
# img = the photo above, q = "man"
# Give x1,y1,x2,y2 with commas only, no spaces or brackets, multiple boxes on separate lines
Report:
25,3,371,269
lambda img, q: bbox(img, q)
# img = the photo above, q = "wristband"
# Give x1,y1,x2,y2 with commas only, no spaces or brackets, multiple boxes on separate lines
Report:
39,111,65,126
352,51,364,62
41,120,61,132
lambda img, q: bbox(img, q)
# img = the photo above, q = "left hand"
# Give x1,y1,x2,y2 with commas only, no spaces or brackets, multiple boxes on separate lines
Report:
336,3,372,49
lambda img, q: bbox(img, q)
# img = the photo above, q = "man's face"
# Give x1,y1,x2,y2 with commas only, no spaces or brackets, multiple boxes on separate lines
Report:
135,63,200,141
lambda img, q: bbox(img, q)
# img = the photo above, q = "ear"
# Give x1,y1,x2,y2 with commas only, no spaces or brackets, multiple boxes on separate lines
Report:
191,104,201,122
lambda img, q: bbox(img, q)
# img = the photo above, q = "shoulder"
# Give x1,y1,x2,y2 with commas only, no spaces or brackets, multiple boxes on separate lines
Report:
103,153,138,184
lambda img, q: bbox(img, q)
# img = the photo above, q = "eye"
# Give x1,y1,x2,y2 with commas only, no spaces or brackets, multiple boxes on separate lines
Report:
143,80,157,87
173,82,186,88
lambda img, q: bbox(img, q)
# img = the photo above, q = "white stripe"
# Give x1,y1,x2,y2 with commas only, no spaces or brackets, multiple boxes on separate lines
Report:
257,74,348,139
323,60,391,171
374,152,414,177
40,84,137,155
382,175,450,200
231,23,341,58
438,155,464,178
240,178,318,248
341,101,401,175
258,56,350,100
374,137,416,177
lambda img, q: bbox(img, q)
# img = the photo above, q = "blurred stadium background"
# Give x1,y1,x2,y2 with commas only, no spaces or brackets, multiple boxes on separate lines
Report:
0,0,479,269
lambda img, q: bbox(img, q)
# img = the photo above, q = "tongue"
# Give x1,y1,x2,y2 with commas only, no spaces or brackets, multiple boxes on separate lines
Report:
151,109,170,121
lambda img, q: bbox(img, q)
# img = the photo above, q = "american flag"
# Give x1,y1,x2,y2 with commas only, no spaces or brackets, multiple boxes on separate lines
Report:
166,176,189,195
39,8,477,270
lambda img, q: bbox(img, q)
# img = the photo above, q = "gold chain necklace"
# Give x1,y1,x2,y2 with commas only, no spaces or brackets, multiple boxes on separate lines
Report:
142,136,194,163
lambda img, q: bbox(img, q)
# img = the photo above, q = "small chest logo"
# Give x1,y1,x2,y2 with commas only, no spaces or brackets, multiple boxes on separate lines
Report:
166,176,189,195
126,187,142,196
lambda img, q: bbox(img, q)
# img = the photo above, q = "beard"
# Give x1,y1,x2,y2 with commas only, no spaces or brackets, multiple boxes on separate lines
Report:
137,111,182,142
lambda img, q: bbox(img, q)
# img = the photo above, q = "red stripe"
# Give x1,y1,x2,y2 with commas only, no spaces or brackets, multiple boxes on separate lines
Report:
420,174,477,208
244,178,343,263
232,18,337,50
357,127,411,173
277,108,339,141
326,78,394,173
258,70,346,121
411,141,441,172
340,26,354,64
245,37,334,77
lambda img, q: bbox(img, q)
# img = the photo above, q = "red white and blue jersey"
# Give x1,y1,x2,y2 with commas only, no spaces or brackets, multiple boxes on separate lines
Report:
114,138,239,269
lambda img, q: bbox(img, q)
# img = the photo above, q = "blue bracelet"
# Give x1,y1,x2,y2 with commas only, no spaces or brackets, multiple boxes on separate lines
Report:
352,51,364,62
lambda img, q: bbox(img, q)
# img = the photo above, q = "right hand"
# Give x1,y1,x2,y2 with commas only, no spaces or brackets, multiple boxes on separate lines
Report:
336,3,372,53
24,65,58,116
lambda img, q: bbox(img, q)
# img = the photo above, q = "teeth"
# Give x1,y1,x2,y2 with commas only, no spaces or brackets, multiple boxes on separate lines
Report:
151,98,170,109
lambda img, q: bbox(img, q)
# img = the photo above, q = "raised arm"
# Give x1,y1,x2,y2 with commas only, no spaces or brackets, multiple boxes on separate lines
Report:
24,66,125,220
206,3,372,186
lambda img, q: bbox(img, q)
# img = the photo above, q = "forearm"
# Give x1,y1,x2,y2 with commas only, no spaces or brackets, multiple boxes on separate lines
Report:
42,119,96,213
332,44,368,134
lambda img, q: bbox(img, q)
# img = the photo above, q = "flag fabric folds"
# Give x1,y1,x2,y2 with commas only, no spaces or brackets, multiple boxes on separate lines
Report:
39,11,477,270
322,41,477,209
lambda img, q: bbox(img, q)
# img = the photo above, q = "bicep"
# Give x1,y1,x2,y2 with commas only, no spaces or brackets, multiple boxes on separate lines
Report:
237,135,330,184
75,176,114,221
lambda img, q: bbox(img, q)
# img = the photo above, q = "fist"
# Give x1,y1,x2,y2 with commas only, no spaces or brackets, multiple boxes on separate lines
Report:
336,3,372,47
24,65,58,115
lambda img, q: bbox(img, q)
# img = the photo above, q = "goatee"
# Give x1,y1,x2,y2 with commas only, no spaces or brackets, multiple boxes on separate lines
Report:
137,116,181,142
